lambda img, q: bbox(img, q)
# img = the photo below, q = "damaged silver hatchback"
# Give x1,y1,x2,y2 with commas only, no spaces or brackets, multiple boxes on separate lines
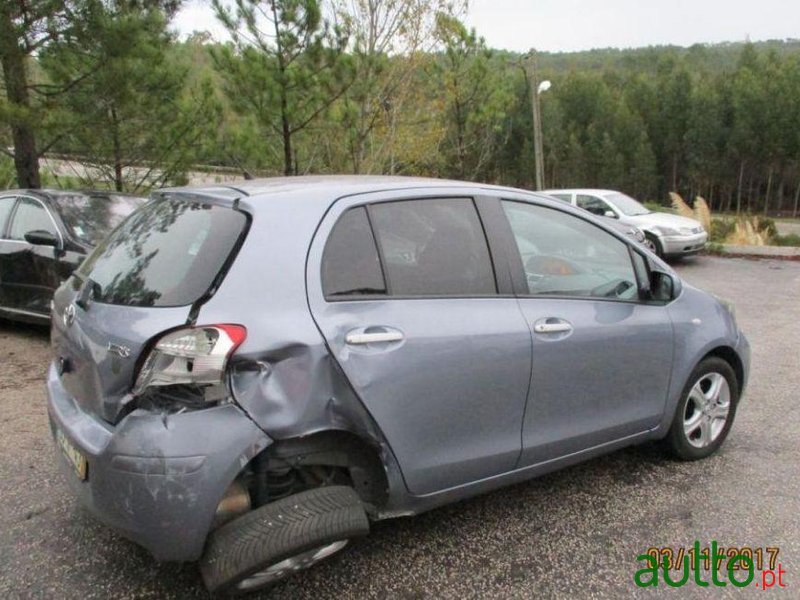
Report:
47,176,750,594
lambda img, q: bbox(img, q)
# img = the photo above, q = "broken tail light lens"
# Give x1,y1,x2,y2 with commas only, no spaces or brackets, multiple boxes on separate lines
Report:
133,324,246,403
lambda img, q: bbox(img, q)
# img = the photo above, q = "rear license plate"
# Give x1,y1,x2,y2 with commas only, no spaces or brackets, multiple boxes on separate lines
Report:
56,428,88,481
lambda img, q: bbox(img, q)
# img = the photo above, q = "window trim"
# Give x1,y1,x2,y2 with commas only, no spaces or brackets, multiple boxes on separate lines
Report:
497,197,649,305
0,195,19,239
322,195,503,302
321,205,388,301
3,194,64,247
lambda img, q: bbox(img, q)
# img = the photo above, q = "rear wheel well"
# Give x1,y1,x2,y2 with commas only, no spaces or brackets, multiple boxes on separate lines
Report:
702,346,744,393
244,430,388,513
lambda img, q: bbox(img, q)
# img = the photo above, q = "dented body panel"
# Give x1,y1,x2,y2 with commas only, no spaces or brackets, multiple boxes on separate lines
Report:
47,362,271,561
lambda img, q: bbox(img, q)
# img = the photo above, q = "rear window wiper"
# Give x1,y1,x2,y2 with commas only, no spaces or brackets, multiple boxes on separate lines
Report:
327,287,386,297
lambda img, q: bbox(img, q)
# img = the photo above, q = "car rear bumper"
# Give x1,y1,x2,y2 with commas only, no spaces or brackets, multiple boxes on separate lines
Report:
46,362,271,562
661,232,708,256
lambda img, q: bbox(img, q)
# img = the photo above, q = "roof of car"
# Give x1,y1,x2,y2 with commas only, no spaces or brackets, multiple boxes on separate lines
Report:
5,188,144,200
542,189,619,196
159,175,530,201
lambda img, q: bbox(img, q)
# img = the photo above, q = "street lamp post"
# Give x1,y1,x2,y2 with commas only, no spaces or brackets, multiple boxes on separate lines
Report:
526,53,551,190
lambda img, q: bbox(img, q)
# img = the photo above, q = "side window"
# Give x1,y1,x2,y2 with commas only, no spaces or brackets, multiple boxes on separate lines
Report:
369,198,496,296
0,197,16,237
549,193,572,203
321,206,387,299
9,198,57,240
502,200,639,301
576,194,612,217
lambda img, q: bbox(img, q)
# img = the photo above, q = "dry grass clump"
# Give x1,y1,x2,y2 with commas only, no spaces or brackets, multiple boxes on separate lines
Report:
694,196,711,232
669,192,712,232
726,218,768,246
669,192,695,219
672,191,774,246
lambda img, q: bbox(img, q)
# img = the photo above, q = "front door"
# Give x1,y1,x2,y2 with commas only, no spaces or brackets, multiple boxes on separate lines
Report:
4,197,63,315
307,193,532,495
498,198,674,465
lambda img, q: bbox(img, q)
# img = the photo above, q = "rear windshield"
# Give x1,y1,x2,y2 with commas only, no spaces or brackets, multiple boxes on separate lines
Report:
56,193,144,245
77,198,247,307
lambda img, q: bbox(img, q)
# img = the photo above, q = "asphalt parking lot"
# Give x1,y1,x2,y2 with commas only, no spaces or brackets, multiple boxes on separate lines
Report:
0,255,797,599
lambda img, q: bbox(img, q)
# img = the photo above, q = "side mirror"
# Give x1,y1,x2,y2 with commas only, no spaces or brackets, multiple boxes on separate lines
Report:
604,210,618,219
24,230,59,247
650,269,679,302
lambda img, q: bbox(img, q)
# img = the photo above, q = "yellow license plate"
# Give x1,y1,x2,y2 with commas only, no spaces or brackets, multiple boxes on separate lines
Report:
56,428,88,480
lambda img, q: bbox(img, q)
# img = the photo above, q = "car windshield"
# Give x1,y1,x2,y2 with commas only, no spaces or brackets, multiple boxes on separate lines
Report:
56,193,145,245
604,192,650,216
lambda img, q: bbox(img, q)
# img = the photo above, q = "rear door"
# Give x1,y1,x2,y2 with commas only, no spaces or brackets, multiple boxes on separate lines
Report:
496,196,674,465
307,191,532,496
3,196,62,314
51,197,248,423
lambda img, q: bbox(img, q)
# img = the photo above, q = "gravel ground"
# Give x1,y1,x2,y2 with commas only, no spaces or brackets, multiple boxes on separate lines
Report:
0,255,797,599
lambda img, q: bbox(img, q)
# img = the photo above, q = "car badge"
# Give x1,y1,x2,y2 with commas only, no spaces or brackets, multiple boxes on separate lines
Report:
63,304,76,328
107,342,132,359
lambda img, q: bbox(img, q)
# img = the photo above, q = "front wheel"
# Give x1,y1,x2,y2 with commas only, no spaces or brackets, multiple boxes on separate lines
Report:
200,485,369,595
664,357,739,460
643,233,664,258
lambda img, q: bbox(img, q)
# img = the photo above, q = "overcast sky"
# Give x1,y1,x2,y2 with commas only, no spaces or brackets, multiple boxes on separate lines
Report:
175,0,800,53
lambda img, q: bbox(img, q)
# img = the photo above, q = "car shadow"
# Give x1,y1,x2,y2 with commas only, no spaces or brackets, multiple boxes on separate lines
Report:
0,317,50,340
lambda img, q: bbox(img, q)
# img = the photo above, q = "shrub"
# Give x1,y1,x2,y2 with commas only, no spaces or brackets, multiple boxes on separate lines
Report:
772,233,800,247
709,219,735,242
644,200,671,213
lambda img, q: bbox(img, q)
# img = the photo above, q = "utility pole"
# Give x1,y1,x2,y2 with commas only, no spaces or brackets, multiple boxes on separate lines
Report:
527,53,545,190
524,52,551,191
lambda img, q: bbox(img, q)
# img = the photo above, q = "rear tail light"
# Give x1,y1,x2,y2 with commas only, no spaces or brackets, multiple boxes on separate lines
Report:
133,324,246,403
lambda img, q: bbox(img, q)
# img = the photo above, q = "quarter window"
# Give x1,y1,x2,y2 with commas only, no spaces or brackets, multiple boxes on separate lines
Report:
9,198,57,240
369,198,496,296
0,197,16,236
321,207,387,299
502,201,638,301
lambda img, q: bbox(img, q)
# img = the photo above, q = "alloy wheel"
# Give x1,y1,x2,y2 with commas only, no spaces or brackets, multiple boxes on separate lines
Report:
235,540,349,591
683,372,731,449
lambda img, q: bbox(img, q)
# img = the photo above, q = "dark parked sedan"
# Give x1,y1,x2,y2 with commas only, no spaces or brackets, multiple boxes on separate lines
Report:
0,189,144,323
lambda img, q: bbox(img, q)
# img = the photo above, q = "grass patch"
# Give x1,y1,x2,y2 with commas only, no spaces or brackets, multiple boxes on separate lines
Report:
773,233,800,247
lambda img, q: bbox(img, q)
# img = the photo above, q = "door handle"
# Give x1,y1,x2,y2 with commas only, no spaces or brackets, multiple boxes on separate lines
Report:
533,321,573,334
345,329,404,345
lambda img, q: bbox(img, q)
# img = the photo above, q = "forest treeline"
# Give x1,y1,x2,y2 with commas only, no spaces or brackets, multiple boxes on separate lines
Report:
2,1,800,214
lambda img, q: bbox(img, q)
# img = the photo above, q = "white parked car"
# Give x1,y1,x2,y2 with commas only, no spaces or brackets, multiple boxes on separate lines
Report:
544,189,707,258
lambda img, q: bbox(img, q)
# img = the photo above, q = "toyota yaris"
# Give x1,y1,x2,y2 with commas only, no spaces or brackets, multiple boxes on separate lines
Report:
47,176,749,595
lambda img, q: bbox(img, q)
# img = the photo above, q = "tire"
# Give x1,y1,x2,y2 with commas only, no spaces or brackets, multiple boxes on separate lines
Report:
200,486,369,595
643,232,664,258
664,357,739,461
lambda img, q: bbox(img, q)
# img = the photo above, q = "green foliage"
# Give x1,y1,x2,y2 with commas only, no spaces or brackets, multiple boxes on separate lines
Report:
709,219,736,242
773,233,800,246
432,14,514,181
38,3,220,193
643,200,670,212
0,155,16,188
5,4,800,207
210,0,352,175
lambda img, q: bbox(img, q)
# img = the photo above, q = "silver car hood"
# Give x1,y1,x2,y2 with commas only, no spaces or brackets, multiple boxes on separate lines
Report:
627,211,702,230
